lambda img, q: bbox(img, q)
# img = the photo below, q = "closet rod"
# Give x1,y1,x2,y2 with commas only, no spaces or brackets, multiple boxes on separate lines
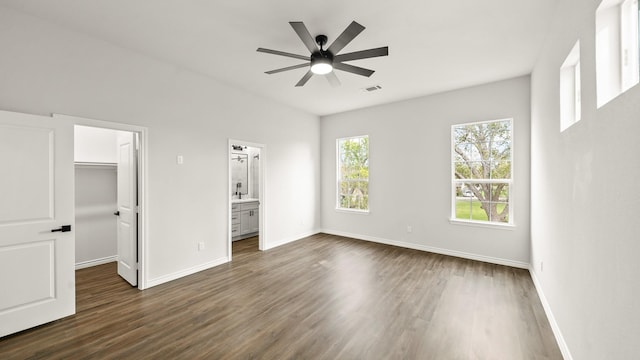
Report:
74,162,117,167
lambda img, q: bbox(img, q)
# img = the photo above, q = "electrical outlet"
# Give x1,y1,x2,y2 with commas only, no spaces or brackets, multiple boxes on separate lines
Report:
198,242,205,251
177,155,184,165
540,261,544,272
407,225,412,233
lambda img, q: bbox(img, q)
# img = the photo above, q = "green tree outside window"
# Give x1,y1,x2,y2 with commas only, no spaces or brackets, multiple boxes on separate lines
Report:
453,120,512,223
338,136,369,211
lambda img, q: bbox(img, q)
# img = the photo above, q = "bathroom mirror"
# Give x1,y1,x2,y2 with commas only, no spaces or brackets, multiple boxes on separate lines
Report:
231,153,248,196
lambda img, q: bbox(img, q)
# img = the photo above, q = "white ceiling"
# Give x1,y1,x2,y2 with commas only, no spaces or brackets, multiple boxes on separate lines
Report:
2,0,559,116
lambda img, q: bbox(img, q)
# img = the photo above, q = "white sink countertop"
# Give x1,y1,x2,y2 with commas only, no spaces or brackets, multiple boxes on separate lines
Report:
232,198,259,203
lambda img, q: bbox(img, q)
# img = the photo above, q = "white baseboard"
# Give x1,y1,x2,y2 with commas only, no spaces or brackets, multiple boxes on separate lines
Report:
320,229,530,269
144,229,322,288
263,229,322,250
145,257,229,289
75,255,117,270
529,267,572,360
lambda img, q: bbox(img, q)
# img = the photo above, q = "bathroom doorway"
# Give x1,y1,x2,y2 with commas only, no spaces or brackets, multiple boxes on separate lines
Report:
228,139,265,259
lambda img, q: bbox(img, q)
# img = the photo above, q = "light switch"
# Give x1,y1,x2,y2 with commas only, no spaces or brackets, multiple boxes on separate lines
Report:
177,155,184,165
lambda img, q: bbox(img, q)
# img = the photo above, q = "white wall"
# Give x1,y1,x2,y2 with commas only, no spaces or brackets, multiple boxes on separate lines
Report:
0,7,321,286
530,0,640,358
73,126,118,268
248,147,260,199
74,125,118,163
321,76,531,266
74,165,117,266
73,126,120,267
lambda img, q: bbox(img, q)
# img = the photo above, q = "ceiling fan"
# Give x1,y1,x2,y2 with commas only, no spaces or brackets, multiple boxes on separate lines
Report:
257,21,389,87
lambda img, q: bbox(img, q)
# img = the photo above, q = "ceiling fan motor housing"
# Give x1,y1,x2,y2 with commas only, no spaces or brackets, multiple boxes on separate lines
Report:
311,51,333,63
310,51,333,74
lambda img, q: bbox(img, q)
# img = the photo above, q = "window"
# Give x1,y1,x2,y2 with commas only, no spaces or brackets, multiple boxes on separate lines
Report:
451,119,512,225
560,41,581,131
337,135,369,212
596,0,639,107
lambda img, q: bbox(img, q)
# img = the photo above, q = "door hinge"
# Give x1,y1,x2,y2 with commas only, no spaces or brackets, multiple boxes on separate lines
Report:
136,206,140,213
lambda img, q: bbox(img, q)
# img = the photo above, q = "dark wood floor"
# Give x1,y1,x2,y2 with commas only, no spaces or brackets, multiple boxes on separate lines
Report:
0,233,562,359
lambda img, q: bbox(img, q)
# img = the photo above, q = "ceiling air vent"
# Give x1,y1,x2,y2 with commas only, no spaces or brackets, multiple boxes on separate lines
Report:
363,85,382,92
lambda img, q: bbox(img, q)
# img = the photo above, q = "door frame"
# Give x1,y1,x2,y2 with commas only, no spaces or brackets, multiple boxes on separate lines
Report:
228,138,266,259
55,114,149,290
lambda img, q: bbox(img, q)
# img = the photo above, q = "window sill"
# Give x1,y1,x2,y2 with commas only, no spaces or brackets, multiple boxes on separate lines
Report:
449,218,515,230
336,208,370,215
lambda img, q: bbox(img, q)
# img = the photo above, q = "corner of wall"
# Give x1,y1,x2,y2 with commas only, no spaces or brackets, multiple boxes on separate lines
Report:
144,256,229,289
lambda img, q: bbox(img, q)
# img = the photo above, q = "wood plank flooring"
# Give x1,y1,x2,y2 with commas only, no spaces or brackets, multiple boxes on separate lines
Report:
0,233,562,359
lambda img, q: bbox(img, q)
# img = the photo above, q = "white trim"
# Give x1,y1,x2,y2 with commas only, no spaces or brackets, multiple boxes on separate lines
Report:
451,118,514,225
560,41,582,131
75,256,117,270
54,113,149,290
145,257,229,289
453,179,514,184
452,117,514,128
262,229,322,251
336,135,370,212
529,268,573,360
596,0,640,107
334,208,370,215
448,218,516,230
321,229,529,269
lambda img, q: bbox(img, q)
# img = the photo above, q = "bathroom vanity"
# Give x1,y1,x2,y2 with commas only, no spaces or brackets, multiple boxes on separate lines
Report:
232,199,259,241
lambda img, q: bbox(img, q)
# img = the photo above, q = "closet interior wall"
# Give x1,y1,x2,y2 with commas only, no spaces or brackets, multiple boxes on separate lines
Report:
74,126,119,268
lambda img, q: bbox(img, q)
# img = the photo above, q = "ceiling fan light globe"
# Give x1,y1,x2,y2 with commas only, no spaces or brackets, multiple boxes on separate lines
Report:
311,62,333,75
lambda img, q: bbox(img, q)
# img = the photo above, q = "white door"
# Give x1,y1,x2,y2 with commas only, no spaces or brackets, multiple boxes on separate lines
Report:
0,110,75,337
116,132,137,286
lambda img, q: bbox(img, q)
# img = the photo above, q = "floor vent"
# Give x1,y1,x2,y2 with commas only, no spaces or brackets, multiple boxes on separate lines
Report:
363,85,382,92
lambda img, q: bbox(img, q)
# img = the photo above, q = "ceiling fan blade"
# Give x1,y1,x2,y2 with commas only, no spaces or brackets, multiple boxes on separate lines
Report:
265,63,309,74
289,22,318,53
325,71,341,87
257,48,309,61
334,47,389,62
333,62,375,77
295,70,314,87
327,21,365,54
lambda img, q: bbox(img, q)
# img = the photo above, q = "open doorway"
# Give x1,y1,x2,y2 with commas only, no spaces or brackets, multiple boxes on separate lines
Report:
67,116,147,290
229,139,265,259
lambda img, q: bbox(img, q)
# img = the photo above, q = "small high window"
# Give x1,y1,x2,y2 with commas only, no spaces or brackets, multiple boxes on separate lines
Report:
451,119,513,225
560,41,581,131
337,136,369,212
596,0,639,107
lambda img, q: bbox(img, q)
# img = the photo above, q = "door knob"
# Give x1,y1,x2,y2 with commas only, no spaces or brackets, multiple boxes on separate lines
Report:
51,225,71,233
114,211,120,216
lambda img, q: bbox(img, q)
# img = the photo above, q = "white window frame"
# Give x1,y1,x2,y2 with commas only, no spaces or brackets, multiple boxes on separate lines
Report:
560,41,581,131
450,118,514,227
596,0,639,107
336,135,369,213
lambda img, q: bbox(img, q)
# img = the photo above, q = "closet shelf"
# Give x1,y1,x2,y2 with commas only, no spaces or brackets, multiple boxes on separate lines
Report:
75,162,117,168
